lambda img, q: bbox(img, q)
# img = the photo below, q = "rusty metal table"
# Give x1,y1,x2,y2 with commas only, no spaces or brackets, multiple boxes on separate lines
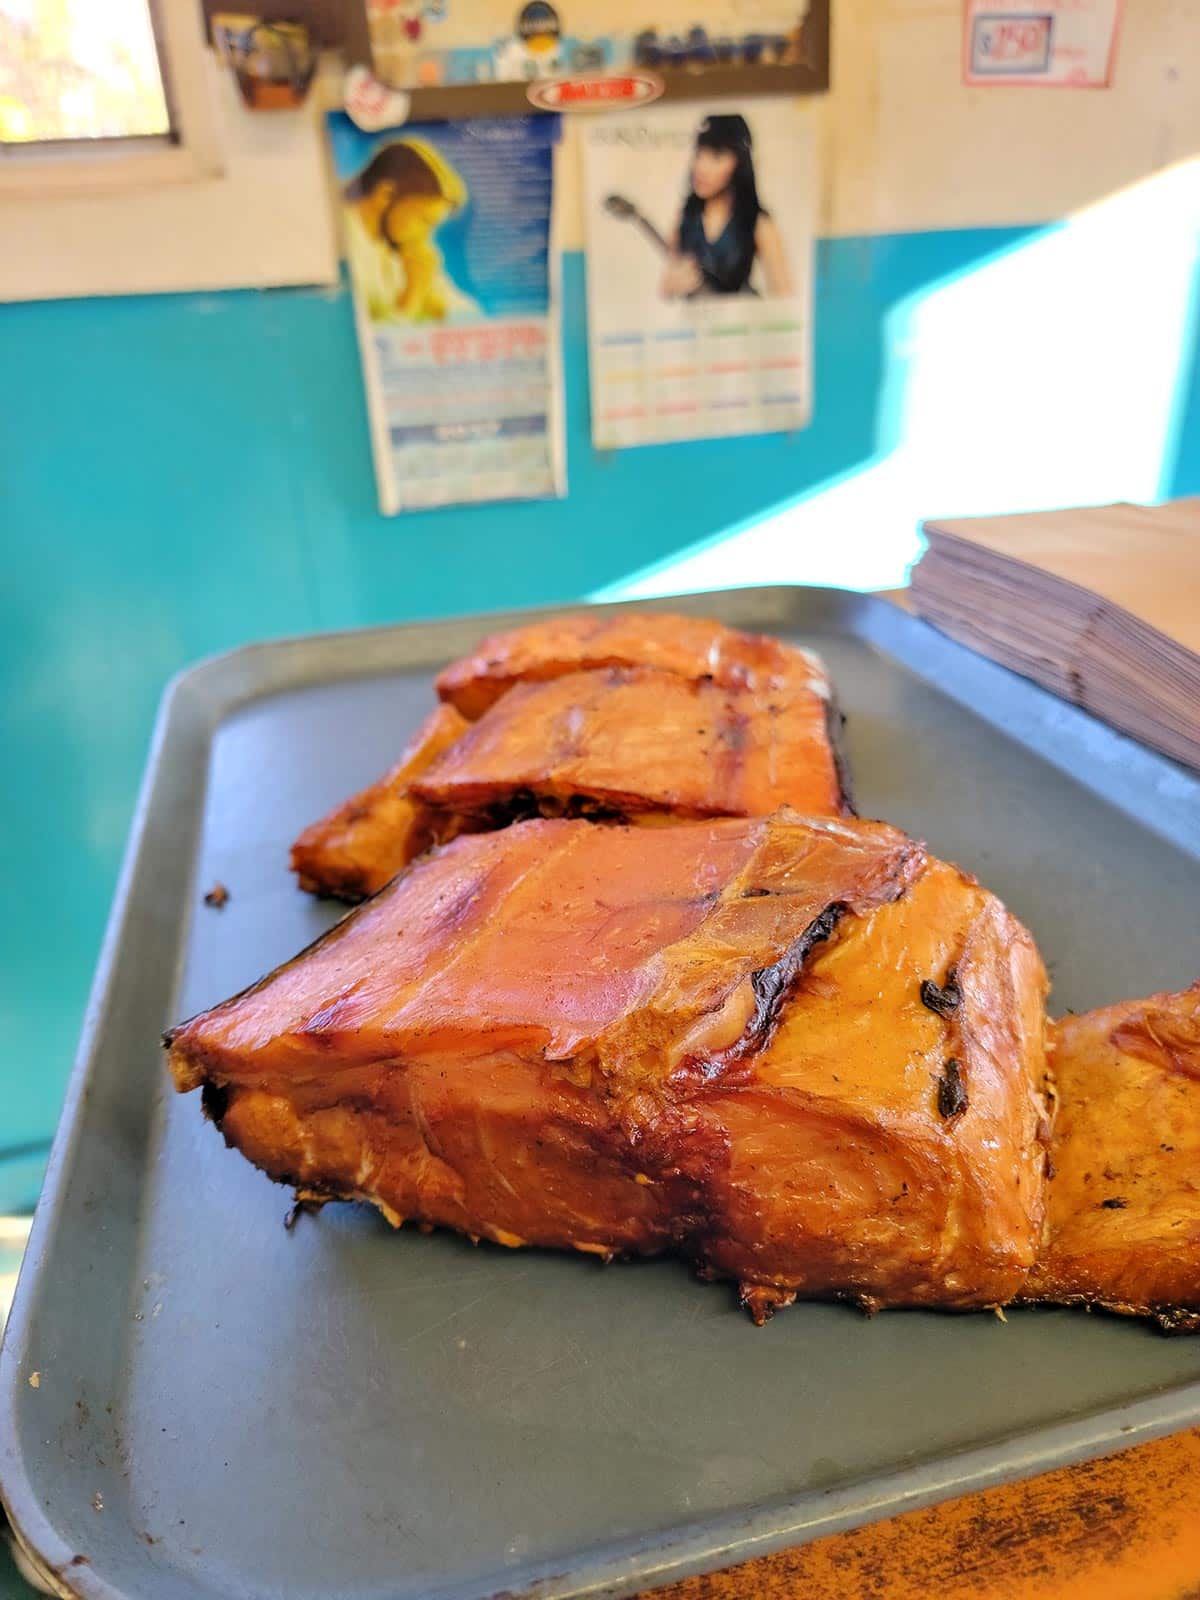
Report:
640,1430,1200,1599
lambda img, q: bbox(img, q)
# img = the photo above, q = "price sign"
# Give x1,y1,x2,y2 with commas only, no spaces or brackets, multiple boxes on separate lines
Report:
963,0,1123,86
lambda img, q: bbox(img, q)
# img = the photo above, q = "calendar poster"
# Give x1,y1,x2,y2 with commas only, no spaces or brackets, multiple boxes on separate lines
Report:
328,111,564,514
581,97,813,450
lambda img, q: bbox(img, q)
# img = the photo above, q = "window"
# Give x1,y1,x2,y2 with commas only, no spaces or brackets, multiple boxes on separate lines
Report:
0,0,339,300
0,0,172,146
0,0,225,201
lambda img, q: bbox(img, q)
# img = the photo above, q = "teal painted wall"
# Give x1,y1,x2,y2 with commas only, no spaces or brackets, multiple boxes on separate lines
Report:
3,230,1198,1211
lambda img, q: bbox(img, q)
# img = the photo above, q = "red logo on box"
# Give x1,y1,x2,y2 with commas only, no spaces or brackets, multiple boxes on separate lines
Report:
527,73,664,112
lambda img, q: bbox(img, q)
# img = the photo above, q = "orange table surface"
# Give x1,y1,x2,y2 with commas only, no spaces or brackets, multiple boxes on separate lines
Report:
639,1428,1200,1599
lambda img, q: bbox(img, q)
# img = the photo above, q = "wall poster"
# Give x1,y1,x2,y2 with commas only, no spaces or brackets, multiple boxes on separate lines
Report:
581,97,814,450
328,111,564,514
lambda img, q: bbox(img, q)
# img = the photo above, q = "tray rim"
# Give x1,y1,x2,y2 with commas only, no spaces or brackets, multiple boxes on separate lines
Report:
4,583,1200,1600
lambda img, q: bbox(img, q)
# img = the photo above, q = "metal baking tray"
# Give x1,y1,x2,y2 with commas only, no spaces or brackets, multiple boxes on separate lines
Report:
4,587,1200,1600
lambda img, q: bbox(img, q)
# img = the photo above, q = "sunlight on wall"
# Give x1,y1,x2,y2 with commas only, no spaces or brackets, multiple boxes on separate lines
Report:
597,155,1200,601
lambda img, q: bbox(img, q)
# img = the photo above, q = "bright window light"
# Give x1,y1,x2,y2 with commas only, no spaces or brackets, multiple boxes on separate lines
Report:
0,0,171,144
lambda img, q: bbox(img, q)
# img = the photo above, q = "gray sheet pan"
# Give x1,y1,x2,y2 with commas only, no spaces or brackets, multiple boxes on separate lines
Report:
3,586,1200,1600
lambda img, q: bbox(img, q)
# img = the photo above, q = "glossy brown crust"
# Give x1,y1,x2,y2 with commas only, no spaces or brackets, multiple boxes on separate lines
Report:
1027,984,1200,1331
412,667,847,822
166,813,1052,1317
289,704,472,901
435,610,830,720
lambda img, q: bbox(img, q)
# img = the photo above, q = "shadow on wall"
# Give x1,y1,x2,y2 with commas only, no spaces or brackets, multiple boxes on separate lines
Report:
600,155,1200,603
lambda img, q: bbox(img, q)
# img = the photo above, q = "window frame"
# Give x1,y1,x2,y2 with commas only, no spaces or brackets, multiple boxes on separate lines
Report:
0,0,223,198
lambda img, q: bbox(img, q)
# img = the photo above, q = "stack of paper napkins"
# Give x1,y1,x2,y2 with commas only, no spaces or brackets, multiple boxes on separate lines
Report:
911,500,1200,773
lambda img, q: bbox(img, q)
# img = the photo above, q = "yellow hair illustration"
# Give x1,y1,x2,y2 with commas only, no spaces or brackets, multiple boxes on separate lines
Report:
344,138,471,324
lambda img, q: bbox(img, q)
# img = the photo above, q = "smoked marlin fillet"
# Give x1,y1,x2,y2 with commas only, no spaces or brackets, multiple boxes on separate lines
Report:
1026,984,1200,1332
291,613,848,902
290,704,473,902
434,608,832,718
168,811,1060,1322
409,668,843,827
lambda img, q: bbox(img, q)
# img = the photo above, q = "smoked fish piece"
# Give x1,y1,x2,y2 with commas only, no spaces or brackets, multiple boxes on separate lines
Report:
290,704,471,902
701,856,1049,1319
411,667,848,823
168,812,1051,1320
292,616,845,901
435,609,831,720
1028,984,1200,1331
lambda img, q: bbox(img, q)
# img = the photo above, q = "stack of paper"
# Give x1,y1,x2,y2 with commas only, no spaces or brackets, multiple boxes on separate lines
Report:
911,500,1200,773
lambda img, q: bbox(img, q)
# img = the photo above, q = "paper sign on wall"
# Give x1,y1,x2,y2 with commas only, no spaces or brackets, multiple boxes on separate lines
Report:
962,0,1123,87
327,112,564,515
581,97,814,451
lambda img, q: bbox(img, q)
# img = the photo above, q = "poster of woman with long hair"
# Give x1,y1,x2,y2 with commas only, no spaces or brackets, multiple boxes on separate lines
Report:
582,98,813,448
660,113,792,298
329,111,565,513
